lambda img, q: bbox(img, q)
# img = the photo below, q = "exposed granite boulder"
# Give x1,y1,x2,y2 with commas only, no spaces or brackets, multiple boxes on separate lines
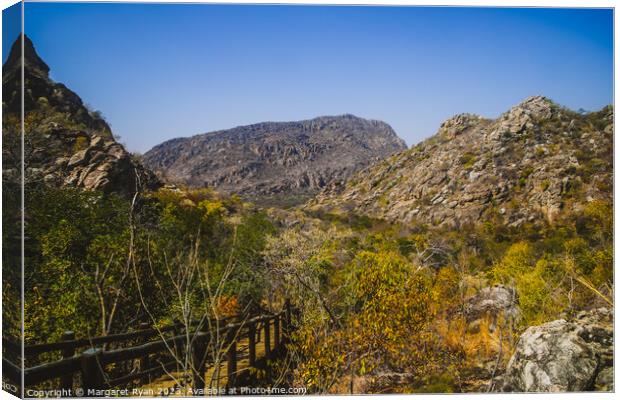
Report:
500,308,613,392
14,128,161,196
439,113,486,139
62,135,160,195
465,285,519,332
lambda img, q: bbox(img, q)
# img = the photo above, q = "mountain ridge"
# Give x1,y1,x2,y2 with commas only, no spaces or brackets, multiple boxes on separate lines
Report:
143,114,407,205
307,96,613,227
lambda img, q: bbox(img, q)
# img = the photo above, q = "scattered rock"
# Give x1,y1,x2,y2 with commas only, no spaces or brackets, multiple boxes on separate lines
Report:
67,149,91,168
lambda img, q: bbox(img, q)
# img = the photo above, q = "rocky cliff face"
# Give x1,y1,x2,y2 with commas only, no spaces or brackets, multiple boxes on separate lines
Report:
308,96,612,227
143,115,407,205
2,35,160,196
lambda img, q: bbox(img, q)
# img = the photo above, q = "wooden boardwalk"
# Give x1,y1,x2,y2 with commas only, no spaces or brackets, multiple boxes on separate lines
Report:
3,306,293,396
137,332,275,396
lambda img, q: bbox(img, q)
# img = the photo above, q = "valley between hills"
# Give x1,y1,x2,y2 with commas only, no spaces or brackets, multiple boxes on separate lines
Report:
2,35,613,394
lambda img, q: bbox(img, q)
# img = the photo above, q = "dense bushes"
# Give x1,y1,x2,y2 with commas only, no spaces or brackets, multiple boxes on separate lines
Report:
23,186,275,346
263,196,613,393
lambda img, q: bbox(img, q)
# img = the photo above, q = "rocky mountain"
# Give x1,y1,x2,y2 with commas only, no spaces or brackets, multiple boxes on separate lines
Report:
308,96,613,228
2,35,160,196
143,115,407,205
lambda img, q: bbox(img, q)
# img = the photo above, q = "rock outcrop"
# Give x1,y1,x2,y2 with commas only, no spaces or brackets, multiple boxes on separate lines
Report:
3,35,111,134
465,285,520,332
308,96,612,228
59,132,159,195
143,115,407,205
499,308,613,392
2,35,160,196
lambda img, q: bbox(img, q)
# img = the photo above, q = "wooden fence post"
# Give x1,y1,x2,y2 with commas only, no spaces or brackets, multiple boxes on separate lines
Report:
226,329,237,389
60,331,75,393
191,331,208,394
256,321,261,342
139,323,151,384
248,323,256,367
80,348,104,393
172,318,187,364
274,315,280,349
264,318,271,358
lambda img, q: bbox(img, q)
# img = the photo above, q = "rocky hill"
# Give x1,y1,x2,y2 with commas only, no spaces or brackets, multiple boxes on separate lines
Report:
143,115,407,205
2,35,160,196
308,96,612,227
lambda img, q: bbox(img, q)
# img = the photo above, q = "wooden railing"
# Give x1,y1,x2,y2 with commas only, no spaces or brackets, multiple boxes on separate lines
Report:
2,302,294,395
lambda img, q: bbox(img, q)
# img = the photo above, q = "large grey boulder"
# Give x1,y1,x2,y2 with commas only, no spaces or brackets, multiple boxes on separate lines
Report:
62,135,160,196
465,285,519,332
501,308,613,392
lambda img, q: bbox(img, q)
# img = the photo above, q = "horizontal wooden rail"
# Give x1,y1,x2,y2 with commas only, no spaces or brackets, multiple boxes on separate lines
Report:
16,315,239,357
24,355,81,386
102,331,207,365
13,310,290,390
22,326,176,356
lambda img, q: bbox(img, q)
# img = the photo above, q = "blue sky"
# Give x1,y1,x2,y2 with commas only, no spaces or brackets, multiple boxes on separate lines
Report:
4,3,614,152
2,1,20,57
